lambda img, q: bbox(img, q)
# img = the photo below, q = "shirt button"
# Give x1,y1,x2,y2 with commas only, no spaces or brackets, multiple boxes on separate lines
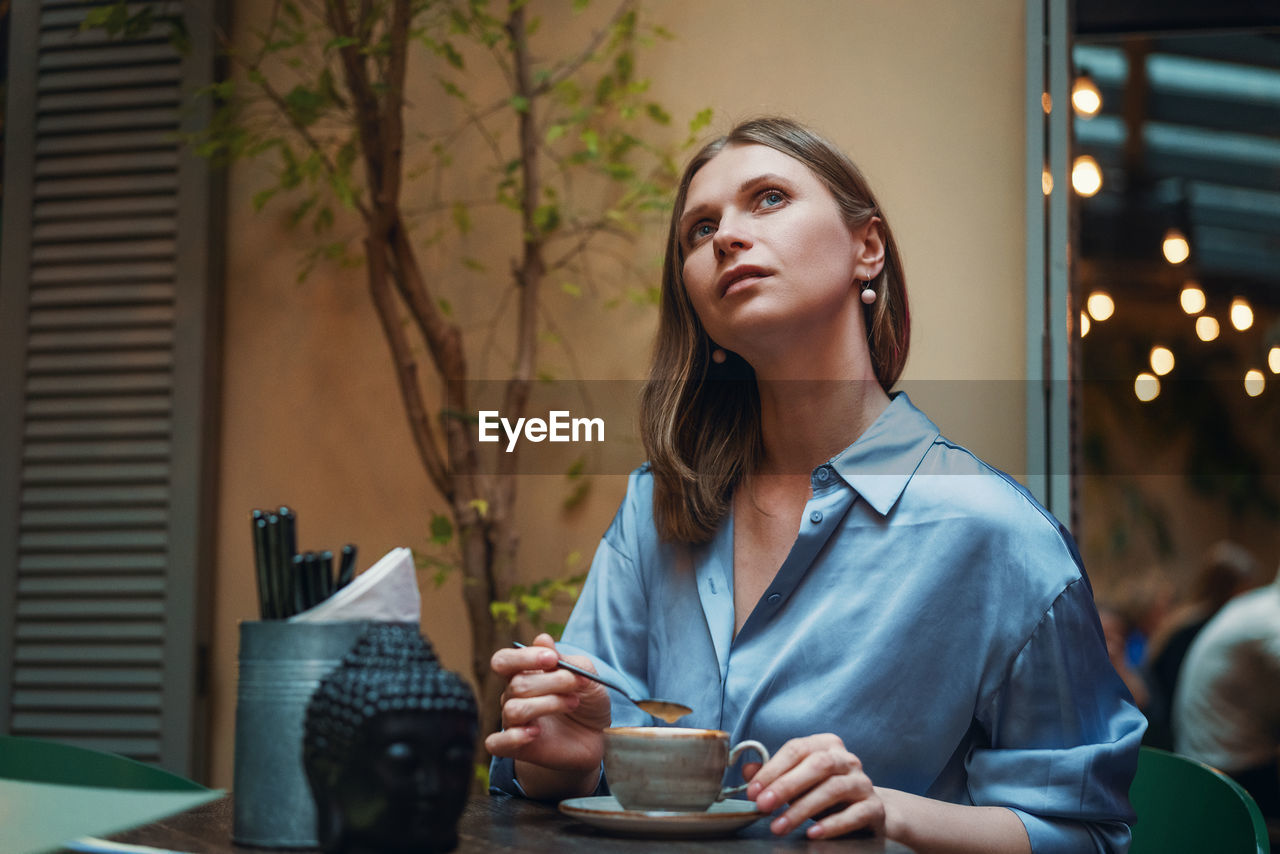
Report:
814,466,831,483
767,593,781,605
809,510,823,524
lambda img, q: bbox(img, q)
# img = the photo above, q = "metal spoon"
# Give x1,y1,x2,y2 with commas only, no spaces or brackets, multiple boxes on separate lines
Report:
513,642,692,723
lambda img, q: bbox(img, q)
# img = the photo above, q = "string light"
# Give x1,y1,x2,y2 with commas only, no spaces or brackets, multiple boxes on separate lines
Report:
1072,156,1103,197
1150,346,1175,376
1042,169,1054,196
1195,316,1220,342
1087,291,1115,321
1244,370,1265,398
1041,92,1052,114
1071,74,1102,117
1162,228,1190,265
1230,298,1253,332
1179,283,1205,315
1134,373,1161,402
1080,312,1091,337
1269,346,1280,375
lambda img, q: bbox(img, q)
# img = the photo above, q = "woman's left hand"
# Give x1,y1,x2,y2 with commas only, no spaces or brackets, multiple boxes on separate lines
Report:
743,733,886,839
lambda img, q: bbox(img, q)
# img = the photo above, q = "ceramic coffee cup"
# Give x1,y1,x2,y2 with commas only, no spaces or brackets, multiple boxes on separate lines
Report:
603,726,770,812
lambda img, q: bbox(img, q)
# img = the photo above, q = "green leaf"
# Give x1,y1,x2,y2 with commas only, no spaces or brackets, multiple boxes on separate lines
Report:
313,206,334,233
689,107,714,135
545,124,567,144
469,498,489,519
563,479,590,511
580,129,599,156
251,186,278,211
429,513,454,546
439,78,467,101
288,196,317,227
532,203,561,234
490,601,518,625
325,35,360,51
520,594,550,615
451,201,472,235
594,74,615,106
560,282,582,297
80,5,122,31
510,94,531,113
462,256,487,272
614,51,634,85
438,298,453,317
646,102,671,125
283,84,327,127
441,40,465,69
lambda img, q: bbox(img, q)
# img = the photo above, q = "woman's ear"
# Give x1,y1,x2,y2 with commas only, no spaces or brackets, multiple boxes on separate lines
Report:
853,216,886,280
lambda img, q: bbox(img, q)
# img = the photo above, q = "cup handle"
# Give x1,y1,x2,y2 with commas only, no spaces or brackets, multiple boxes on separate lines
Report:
719,739,770,800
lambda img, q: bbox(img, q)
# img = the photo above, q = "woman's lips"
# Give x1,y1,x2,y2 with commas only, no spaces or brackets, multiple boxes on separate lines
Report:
717,266,771,298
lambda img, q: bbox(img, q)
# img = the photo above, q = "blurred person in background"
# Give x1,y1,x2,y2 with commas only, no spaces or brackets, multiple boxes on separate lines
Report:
1144,542,1263,749
1097,601,1151,713
1173,562,1280,821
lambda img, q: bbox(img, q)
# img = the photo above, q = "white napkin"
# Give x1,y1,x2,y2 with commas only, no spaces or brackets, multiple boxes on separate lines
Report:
288,546,421,623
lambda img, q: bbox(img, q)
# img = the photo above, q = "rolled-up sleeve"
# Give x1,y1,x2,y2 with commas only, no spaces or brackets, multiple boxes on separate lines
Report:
969,577,1146,853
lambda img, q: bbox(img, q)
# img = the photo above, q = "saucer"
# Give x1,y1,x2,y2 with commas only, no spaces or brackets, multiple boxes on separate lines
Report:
559,795,767,838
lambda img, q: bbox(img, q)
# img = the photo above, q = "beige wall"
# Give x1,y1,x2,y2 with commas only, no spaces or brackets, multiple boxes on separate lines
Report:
208,0,1029,787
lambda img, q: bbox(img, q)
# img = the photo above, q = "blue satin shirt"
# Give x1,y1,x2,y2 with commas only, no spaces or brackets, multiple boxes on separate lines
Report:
491,393,1145,853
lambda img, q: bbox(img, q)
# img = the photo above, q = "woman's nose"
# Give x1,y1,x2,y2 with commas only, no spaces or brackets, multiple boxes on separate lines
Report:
713,213,752,258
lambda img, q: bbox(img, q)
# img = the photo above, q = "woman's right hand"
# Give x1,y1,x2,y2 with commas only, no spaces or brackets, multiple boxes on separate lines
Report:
485,632,612,798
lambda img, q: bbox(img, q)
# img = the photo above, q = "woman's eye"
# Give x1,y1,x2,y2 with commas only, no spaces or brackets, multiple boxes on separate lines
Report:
689,222,715,243
760,190,785,208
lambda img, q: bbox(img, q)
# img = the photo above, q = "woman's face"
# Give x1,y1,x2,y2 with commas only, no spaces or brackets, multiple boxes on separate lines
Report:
678,143,878,357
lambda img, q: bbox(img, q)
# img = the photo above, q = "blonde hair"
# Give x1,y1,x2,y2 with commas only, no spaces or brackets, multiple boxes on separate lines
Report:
640,117,911,544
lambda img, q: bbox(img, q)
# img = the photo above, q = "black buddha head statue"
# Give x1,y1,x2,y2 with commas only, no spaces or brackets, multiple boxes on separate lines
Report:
303,623,478,854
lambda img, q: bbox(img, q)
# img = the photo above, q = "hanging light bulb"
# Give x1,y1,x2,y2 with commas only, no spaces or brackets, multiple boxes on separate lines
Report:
1196,315,1220,342
1230,298,1253,331
1162,228,1190,264
1072,156,1103,197
1269,346,1280,374
1071,73,1102,117
1087,291,1115,321
1080,312,1091,337
1179,282,1205,315
1042,92,1052,114
1244,369,1265,397
1134,372,1161,402
1150,346,1175,376
1042,168,1054,196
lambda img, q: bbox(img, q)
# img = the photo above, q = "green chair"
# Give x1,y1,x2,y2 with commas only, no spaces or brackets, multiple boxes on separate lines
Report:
0,735,208,791
1129,746,1270,854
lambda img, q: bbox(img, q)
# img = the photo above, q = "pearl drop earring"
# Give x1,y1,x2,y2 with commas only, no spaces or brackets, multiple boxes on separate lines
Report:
860,279,877,305
711,348,727,364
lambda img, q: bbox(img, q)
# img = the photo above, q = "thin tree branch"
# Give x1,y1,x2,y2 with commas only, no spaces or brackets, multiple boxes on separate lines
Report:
381,0,411,207
364,234,454,501
499,1,544,484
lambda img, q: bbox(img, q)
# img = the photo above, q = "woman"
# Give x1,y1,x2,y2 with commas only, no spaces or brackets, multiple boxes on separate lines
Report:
487,118,1145,853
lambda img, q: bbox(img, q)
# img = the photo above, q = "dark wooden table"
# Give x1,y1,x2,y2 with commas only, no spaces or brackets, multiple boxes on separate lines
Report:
98,794,916,852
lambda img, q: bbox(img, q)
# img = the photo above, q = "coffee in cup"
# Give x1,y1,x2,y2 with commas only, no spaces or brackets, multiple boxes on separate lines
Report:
603,726,770,812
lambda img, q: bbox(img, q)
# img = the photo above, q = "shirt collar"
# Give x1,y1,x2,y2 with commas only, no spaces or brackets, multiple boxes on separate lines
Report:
828,392,940,516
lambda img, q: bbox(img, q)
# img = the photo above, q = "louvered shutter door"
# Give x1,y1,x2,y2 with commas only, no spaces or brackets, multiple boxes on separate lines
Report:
0,0,221,778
